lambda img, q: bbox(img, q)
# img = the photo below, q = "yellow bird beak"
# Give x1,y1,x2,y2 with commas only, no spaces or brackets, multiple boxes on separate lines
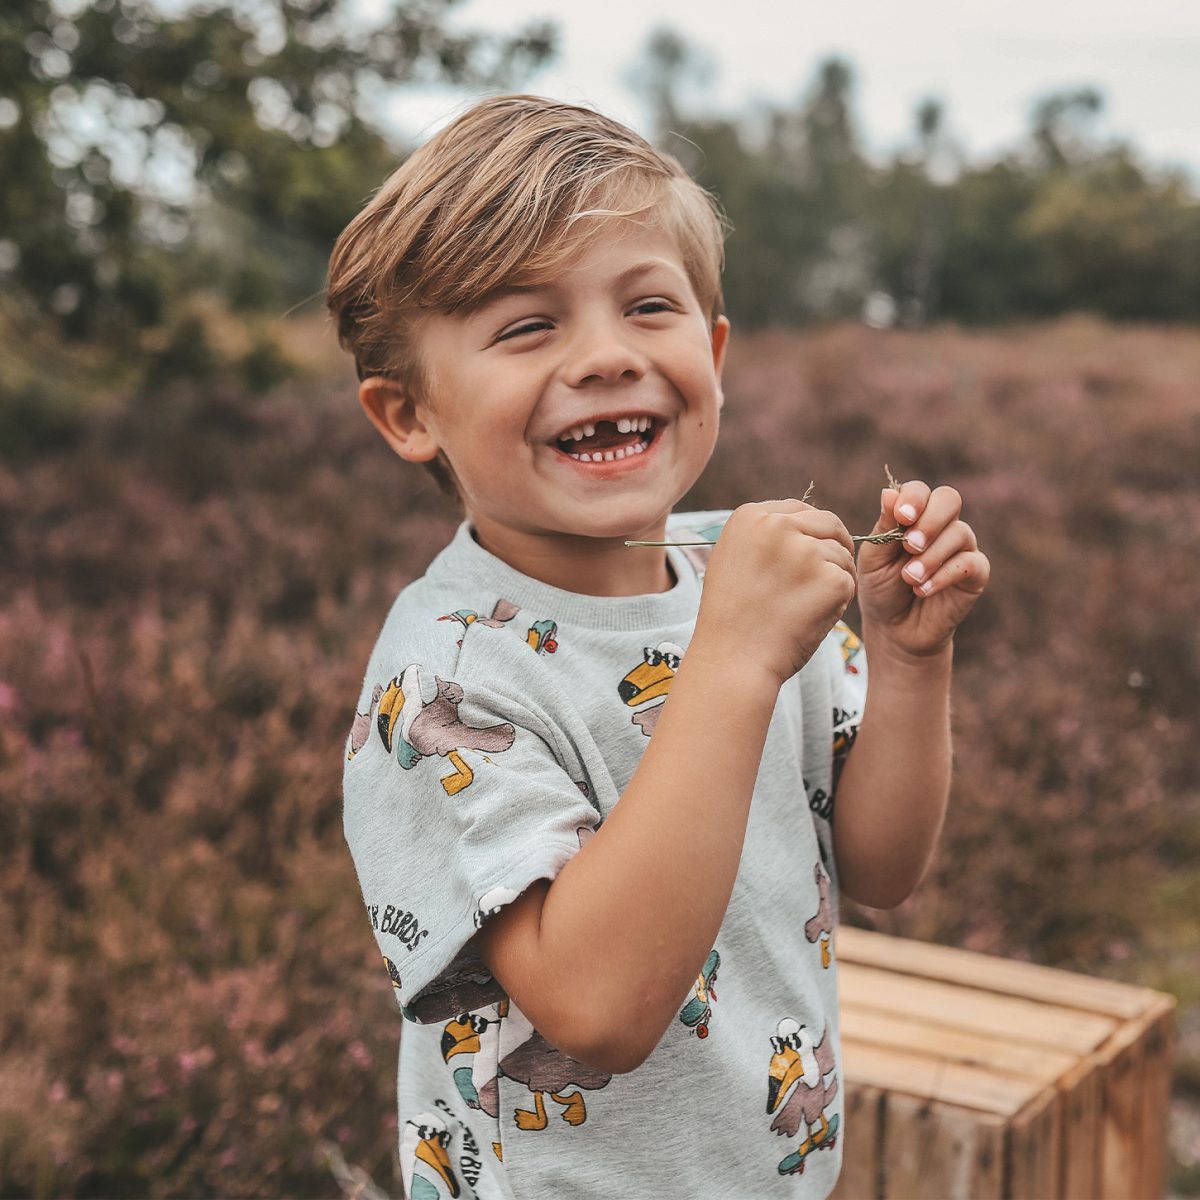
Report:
377,678,405,752
619,660,675,706
441,1016,482,1062
767,1047,805,1114
416,1135,460,1197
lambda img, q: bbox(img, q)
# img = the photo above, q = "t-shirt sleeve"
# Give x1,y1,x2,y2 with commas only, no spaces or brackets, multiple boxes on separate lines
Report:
342,633,600,1025
828,620,868,786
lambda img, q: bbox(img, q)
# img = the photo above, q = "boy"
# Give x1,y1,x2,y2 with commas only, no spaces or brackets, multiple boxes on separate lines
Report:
327,94,989,1199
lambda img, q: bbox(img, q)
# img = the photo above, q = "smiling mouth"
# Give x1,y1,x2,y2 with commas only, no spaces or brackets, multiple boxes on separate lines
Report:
554,416,658,463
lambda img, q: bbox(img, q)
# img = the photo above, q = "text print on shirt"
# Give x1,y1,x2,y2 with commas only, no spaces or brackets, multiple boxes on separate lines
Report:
369,900,430,952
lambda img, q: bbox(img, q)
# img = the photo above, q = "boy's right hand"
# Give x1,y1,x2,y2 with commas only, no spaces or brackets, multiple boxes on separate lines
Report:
692,500,857,688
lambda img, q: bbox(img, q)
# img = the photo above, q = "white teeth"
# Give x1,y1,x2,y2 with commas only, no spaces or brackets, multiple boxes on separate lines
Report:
561,414,656,459
567,442,650,463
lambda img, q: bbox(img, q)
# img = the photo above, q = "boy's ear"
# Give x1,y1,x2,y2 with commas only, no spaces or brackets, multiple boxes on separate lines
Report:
358,376,440,463
711,315,731,410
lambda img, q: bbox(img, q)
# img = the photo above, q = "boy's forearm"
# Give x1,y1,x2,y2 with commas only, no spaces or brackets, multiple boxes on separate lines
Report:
533,640,780,1070
832,639,953,909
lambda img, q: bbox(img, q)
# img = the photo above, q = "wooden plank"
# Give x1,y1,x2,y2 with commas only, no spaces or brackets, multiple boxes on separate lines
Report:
841,1004,1076,1088
1099,1018,1145,1200
830,1083,883,1200
843,1038,1036,1118
1088,996,1175,1200
840,962,1118,1058
1135,997,1175,1200
881,1092,1005,1199
1058,1058,1102,1200
1007,1085,1061,1200
838,927,1160,1021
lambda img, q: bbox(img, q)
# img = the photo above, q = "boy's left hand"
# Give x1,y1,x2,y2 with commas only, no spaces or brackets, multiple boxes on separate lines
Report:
856,481,990,659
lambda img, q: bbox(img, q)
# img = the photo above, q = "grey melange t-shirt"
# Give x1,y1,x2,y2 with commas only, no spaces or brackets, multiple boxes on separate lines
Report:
342,511,868,1200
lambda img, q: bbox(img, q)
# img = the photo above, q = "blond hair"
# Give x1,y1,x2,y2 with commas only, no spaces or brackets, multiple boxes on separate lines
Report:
325,94,727,491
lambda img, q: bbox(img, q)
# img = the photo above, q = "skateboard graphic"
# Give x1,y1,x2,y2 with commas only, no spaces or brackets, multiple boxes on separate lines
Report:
777,1113,839,1176
678,949,719,1039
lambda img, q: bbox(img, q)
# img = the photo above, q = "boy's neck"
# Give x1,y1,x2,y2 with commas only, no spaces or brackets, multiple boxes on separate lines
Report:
468,514,675,597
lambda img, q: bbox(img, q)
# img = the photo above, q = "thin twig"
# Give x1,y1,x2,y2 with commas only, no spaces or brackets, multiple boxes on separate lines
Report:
625,539,723,546
625,468,907,549
853,526,905,545
626,530,905,546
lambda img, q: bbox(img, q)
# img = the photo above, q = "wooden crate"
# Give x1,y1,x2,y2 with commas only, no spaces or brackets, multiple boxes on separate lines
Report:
831,927,1176,1200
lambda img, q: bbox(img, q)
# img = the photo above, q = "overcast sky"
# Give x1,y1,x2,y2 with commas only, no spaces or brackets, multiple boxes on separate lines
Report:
370,0,1200,180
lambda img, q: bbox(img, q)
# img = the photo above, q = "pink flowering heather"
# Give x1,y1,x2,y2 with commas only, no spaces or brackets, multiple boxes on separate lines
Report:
1,314,1198,1196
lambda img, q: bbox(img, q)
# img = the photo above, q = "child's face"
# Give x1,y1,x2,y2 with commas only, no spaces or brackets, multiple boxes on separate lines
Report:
403,221,729,556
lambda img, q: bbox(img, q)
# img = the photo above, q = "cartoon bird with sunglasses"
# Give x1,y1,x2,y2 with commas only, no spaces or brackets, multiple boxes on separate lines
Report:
402,1112,460,1199
617,641,685,736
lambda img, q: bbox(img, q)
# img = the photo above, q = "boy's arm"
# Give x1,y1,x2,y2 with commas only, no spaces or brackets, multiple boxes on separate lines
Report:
473,500,857,1075
831,643,952,909
834,480,989,910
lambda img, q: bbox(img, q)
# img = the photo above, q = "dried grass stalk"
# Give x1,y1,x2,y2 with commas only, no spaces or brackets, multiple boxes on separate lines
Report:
627,468,908,548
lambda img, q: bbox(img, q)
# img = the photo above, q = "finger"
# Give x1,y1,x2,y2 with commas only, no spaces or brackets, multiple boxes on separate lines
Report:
892,480,932,529
752,492,820,513
911,548,991,599
871,487,899,536
900,485,963,556
785,508,855,556
815,537,857,576
900,519,977,590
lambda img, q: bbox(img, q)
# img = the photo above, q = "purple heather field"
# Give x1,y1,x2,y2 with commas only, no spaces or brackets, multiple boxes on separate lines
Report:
2,315,1198,1196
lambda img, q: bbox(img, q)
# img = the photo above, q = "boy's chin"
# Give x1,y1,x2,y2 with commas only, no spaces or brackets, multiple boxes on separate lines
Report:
558,505,677,545
556,483,696,542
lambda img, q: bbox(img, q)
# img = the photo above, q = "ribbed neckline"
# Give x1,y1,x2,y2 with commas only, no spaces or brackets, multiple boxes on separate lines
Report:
429,520,703,631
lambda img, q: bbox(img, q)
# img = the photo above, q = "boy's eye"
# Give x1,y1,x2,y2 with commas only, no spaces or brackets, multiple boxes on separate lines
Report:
630,299,673,316
496,320,551,342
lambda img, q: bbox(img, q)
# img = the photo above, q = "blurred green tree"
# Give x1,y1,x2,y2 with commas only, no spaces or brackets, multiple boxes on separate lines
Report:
932,90,1200,323
870,99,958,325
624,25,715,137
630,30,1200,329
0,0,555,348
1031,86,1105,170
633,40,875,327
1018,151,1200,319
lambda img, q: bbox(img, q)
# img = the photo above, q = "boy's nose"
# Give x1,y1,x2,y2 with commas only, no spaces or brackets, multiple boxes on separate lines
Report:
564,323,647,388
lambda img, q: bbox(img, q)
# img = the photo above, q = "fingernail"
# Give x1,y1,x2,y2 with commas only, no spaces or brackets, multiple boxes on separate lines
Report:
904,559,925,582
905,529,926,551
897,503,917,522
919,579,934,595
